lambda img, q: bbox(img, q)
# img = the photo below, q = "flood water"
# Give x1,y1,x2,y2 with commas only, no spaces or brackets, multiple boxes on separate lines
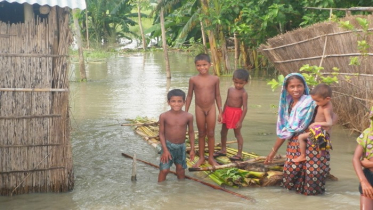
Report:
1,52,361,210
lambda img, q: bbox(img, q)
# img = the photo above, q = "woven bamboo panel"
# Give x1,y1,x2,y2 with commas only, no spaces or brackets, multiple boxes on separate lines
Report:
259,15,373,132
0,7,73,195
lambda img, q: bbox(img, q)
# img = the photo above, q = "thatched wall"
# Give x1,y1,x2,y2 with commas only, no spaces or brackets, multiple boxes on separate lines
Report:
259,15,373,132
0,7,73,195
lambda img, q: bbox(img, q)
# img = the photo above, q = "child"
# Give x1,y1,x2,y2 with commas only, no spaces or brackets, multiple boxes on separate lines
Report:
214,69,249,161
185,53,223,167
158,89,195,182
292,83,333,163
353,106,373,209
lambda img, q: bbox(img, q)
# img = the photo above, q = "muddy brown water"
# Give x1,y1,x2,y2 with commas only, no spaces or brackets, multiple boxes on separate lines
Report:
1,52,360,210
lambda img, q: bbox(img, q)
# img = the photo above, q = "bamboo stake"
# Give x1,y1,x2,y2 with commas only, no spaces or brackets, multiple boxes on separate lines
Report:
0,53,68,57
131,154,137,181
121,153,255,202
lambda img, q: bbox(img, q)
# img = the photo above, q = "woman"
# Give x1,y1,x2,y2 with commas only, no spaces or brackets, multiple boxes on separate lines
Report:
353,106,373,209
265,73,330,195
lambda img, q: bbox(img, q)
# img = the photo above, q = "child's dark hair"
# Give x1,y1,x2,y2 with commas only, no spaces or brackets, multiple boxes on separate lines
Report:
167,89,186,101
310,83,332,98
233,69,249,82
194,53,211,63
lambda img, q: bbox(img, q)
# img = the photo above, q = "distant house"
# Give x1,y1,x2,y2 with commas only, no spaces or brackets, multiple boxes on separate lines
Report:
0,0,85,195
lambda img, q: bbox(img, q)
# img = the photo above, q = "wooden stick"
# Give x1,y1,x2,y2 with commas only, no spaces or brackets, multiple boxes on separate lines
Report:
274,53,373,64
121,153,255,202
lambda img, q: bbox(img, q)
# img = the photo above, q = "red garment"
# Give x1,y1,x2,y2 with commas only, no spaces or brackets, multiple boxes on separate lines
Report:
222,106,242,129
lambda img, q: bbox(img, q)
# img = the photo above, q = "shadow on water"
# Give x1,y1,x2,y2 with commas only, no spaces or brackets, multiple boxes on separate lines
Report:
1,51,360,210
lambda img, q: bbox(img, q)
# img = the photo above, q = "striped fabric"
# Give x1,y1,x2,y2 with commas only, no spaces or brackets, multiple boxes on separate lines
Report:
1,0,86,9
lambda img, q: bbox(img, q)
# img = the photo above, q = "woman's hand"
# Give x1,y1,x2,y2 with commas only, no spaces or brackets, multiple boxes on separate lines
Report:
264,149,276,164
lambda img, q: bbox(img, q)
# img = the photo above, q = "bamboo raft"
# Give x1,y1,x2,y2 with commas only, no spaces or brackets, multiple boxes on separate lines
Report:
123,117,285,188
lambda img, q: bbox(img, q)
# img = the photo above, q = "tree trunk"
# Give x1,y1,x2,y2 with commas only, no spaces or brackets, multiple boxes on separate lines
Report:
218,25,231,74
137,1,147,50
160,7,171,79
201,0,221,76
85,6,89,49
234,33,240,70
73,9,87,82
200,21,207,54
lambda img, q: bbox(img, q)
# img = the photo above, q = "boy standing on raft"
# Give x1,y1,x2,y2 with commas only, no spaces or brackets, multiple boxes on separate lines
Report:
214,69,249,161
158,89,195,182
185,54,223,167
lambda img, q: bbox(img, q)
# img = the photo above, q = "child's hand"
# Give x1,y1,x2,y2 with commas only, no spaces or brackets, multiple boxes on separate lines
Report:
309,123,316,128
217,113,222,123
189,150,195,161
235,121,242,129
160,151,172,163
361,158,371,168
361,180,373,199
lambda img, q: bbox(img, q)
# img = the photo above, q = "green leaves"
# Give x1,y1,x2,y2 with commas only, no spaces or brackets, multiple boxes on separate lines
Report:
267,74,284,91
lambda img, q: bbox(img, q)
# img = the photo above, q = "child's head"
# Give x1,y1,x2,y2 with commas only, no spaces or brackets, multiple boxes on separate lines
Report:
194,53,211,64
167,89,186,102
232,69,249,90
233,69,249,82
310,83,332,106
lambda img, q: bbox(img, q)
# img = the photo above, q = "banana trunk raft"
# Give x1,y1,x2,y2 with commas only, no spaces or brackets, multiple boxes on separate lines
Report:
123,117,289,188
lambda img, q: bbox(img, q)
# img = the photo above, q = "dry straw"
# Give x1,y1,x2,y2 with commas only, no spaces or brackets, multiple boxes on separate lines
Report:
0,7,73,195
259,15,373,132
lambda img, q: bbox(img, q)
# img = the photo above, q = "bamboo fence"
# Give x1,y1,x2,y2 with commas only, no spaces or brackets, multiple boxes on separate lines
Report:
0,7,73,195
259,15,373,132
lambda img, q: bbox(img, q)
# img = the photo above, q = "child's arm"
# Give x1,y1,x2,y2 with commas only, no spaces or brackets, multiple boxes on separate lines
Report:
159,114,172,163
352,144,373,199
215,77,223,122
219,90,229,123
185,78,194,113
235,91,248,129
187,114,195,161
310,106,333,128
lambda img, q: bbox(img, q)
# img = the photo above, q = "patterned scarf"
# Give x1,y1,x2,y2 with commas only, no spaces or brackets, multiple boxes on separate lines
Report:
276,73,316,139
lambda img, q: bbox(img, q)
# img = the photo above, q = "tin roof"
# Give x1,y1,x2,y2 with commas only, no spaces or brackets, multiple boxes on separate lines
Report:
1,0,86,9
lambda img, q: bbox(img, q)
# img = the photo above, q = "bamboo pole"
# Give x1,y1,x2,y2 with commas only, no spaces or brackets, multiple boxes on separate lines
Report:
0,53,68,57
0,114,61,119
262,29,373,51
121,153,255,202
0,88,68,92
274,53,373,64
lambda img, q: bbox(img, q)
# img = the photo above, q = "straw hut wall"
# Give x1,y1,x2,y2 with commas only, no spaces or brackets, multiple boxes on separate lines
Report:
259,15,373,132
0,6,73,195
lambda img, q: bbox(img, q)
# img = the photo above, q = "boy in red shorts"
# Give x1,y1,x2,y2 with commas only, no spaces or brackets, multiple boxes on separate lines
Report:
214,69,249,161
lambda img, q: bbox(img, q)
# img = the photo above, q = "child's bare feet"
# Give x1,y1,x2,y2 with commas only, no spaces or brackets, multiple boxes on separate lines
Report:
292,155,306,163
192,158,205,168
208,157,219,166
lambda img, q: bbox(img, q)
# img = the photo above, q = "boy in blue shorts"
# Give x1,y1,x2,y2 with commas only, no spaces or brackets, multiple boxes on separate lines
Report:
158,89,195,182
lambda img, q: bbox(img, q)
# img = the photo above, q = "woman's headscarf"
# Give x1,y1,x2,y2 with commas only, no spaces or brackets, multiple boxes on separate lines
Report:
356,107,373,158
276,73,316,139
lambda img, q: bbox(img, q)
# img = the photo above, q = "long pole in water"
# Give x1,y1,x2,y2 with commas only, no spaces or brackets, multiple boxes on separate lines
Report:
121,153,255,202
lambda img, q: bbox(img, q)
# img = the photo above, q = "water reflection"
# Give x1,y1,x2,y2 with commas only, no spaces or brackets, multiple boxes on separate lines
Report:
1,52,360,210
